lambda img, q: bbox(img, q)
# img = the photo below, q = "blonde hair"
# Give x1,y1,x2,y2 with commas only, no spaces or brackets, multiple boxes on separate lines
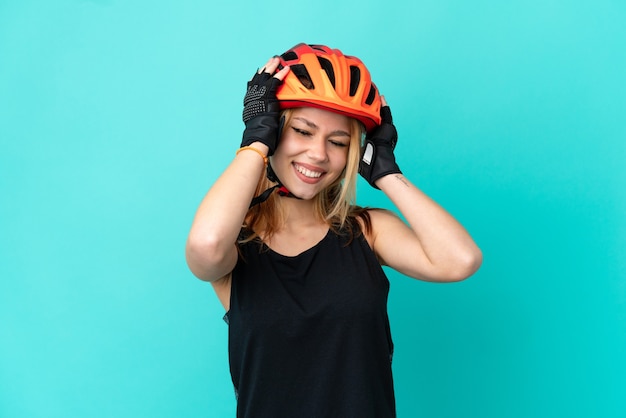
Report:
242,108,367,243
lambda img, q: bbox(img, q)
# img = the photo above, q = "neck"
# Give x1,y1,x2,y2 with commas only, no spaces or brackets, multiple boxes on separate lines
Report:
279,195,323,229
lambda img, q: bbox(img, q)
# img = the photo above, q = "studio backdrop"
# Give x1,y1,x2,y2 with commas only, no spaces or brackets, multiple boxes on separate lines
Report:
1,0,624,417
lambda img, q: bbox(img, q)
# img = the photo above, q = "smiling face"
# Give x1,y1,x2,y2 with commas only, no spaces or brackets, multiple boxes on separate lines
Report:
270,107,352,201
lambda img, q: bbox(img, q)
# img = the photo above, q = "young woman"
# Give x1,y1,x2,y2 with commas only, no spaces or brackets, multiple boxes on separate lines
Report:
186,43,482,417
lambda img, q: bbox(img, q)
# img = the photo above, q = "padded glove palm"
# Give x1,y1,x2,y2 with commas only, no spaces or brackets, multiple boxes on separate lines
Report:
359,106,402,188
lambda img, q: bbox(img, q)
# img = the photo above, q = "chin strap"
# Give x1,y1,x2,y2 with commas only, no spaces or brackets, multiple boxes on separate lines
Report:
248,164,301,208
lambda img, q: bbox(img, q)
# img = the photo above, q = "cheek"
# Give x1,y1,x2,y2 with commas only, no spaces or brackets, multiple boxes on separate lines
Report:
274,132,297,157
275,132,300,156
270,152,289,179
328,149,349,175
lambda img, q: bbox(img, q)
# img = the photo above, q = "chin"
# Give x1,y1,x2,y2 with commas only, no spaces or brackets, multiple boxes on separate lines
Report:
289,188,320,201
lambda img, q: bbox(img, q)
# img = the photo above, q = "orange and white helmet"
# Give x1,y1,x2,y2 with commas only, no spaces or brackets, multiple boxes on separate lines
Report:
276,43,382,132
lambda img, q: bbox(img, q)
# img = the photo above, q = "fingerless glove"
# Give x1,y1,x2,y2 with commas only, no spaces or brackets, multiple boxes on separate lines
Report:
241,70,283,156
359,106,402,188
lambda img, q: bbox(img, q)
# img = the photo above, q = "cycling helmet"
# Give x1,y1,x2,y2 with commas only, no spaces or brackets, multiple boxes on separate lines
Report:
276,43,382,132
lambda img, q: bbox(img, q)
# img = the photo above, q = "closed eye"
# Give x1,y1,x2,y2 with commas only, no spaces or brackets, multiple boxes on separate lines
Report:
292,127,312,136
329,140,348,147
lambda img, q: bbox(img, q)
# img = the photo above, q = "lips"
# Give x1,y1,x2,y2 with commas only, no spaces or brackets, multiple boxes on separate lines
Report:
293,163,325,182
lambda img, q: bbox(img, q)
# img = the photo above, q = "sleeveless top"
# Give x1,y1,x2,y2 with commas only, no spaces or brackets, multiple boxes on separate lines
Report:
226,221,396,418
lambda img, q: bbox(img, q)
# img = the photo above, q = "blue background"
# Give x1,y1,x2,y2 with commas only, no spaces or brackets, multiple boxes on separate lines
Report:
1,0,625,417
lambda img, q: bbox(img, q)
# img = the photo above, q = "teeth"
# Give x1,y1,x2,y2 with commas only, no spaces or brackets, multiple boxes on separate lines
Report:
295,164,322,178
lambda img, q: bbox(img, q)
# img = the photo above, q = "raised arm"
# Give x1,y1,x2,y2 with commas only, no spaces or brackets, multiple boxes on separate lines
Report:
185,58,290,282
360,97,482,282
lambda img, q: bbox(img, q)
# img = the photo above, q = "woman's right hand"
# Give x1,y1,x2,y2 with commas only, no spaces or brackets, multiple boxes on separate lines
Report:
186,60,290,284
240,57,290,156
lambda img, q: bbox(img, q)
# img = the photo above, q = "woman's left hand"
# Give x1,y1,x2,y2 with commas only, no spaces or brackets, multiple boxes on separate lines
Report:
359,96,402,188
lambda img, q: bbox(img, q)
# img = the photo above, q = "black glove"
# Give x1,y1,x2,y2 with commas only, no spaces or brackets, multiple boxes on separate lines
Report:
241,68,283,156
359,106,402,188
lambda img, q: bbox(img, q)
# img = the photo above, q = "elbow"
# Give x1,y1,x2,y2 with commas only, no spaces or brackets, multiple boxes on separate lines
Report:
411,247,483,283
185,236,213,265
185,233,232,281
447,247,483,282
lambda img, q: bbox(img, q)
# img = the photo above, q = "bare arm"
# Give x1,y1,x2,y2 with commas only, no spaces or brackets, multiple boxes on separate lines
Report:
362,96,481,282
185,58,290,282
370,174,482,282
186,143,268,282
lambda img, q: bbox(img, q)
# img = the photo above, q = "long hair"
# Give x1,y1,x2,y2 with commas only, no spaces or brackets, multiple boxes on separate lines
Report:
242,108,371,243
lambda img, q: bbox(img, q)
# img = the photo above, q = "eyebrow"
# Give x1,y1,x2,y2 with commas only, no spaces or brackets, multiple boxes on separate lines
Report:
293,117,350,137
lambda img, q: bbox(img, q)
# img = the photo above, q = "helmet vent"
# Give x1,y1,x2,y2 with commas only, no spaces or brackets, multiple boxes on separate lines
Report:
281,51,298,61
317,57,336,88
365,85,377,105
349,66,360,96
291,64,315,89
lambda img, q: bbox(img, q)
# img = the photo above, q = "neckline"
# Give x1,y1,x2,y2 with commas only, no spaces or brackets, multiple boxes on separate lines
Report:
264,228,332,259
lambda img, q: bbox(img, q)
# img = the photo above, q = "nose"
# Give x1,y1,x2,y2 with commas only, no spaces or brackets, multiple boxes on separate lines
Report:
306,136,329,162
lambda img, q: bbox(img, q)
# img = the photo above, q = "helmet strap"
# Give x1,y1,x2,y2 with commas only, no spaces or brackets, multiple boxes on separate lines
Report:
248,163,301,208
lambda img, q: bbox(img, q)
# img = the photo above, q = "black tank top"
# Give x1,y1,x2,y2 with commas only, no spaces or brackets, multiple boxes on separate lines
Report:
227,221,396,418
